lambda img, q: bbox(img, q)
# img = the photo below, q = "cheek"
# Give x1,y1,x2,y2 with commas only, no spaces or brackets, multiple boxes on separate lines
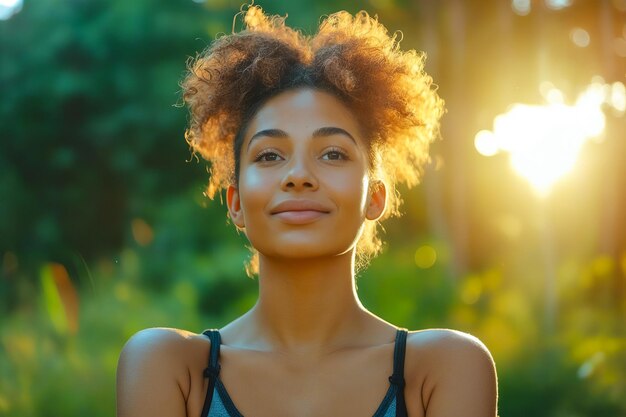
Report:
239,167,272,214
241,168,265,190
328,171,370,210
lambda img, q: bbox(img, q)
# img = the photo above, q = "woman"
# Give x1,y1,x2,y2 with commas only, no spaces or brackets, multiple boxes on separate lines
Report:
117,5,498,417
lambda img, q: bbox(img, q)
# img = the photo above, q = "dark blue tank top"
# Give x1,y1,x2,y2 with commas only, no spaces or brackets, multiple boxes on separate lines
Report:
200,329,409,417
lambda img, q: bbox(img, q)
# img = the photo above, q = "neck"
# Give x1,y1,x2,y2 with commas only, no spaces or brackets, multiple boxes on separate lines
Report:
243,251,370,355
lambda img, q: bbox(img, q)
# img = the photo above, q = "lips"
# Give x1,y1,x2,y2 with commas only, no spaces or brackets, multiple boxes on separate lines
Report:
271,200,331,214
270,200,331,224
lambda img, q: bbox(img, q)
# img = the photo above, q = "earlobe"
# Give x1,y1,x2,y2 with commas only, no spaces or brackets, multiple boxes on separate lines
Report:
366,180,387,221
226,184,245,228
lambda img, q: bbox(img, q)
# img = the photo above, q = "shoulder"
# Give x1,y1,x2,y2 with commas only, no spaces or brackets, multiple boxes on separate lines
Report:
407,328,494,362
405,329,498,417
116,327,211,417
406,329,495,383
119,327,209,378
120,327,206,357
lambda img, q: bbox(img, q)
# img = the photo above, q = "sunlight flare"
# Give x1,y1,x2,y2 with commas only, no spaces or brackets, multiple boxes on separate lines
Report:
0,0,22,20
475,79,625,195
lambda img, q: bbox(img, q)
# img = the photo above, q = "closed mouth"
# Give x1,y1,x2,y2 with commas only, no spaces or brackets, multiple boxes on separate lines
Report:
270,200,331,214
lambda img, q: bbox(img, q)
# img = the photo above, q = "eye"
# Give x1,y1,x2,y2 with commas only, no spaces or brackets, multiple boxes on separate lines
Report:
254,149,284,162
321,147,349,161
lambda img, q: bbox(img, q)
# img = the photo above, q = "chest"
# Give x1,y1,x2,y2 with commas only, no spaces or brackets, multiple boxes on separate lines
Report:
204,345,400,417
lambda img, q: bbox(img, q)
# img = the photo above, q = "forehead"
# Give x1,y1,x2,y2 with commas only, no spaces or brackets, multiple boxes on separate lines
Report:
245,88,364,141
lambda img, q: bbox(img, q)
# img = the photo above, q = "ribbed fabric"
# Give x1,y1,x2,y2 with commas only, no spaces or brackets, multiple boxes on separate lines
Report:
200,329,409,417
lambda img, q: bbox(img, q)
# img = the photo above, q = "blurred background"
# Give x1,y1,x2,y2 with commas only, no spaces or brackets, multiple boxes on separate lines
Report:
1,0,625,415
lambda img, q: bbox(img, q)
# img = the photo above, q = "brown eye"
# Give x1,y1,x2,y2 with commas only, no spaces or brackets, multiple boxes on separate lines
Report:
321,148,349,161
254,151,283,162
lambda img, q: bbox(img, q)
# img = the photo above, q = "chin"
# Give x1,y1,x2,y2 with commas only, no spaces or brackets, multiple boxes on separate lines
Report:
245,226,363,262
253,240,357,261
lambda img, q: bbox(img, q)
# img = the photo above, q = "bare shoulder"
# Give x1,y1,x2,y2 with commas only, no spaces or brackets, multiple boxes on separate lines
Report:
405,329,498,417
116,327,211,417
120,327,208,357
407,328,494,361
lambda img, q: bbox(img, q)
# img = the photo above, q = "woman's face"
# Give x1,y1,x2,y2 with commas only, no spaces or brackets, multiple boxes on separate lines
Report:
227,88,385,260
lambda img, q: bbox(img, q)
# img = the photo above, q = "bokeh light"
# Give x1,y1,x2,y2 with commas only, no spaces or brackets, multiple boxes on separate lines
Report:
511,0,531,16
474,130,499,157
131,218,154,246
570,28,590,48
545,0,572,10
475,80,625,195
414,245,437,269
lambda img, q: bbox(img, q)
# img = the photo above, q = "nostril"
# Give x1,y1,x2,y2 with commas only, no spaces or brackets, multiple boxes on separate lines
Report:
281,171,318,190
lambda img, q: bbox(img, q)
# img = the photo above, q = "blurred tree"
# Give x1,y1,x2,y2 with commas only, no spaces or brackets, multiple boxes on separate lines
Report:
0,0,221,269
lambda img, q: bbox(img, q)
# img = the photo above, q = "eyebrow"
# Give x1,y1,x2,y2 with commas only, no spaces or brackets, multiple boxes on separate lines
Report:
247,126,357,150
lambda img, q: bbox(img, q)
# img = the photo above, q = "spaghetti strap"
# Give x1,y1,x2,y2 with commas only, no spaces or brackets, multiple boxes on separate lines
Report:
200,328,409,417
200,329,222,417
388,328,408,417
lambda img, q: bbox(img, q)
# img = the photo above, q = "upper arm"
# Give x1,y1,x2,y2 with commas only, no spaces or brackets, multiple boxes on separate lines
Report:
116,328,194,417
423,330,498,417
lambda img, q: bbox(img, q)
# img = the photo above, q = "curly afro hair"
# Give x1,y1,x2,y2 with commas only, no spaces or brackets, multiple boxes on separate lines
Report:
181,4,444,272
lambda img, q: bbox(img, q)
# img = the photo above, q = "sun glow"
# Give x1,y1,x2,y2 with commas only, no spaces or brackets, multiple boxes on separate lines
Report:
475,79,625,196
0,0,22,20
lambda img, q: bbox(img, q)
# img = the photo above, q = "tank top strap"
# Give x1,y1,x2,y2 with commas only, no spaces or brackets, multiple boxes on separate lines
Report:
388,328,409,417
200,329,221,417
202,329,222,377
388,328,408,386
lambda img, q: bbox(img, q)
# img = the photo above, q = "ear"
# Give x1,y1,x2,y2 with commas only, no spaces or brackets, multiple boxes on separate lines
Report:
366,180,387,221
226,184,245,228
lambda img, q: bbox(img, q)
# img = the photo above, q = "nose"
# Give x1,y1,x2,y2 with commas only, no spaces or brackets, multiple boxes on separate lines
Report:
280,155,318,191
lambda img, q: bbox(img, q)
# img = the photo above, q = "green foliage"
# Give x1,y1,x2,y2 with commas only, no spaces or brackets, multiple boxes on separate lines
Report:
0,0,212,264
